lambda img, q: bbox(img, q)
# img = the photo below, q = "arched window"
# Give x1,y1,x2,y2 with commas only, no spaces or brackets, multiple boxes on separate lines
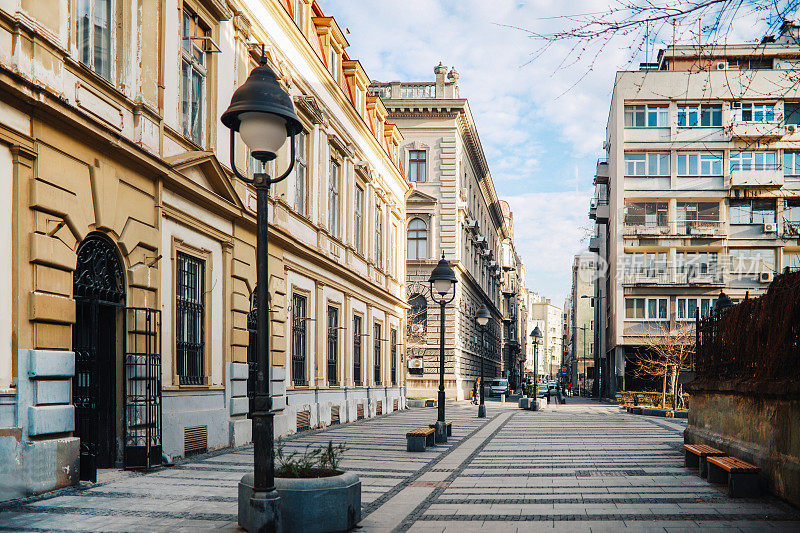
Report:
407,218,428,260
408,294,428,334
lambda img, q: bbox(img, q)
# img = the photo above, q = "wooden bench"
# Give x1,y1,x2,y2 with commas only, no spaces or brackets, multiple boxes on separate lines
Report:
684,444,726,478
406,427,435,452
706,456,761,498
429,420,452,437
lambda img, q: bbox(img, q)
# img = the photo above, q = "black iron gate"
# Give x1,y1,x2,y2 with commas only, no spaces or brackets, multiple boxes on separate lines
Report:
124,307,162,470
73,234,126,482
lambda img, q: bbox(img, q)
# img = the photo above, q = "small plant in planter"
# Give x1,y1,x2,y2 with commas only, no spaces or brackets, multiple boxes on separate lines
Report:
275,439,346,478
273,439,361,533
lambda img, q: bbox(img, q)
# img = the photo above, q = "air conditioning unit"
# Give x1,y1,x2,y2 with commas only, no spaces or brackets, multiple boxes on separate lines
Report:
407,358,423,369
760,271,774,283
466,218,479,232
716,61,728,70
763,222,777,233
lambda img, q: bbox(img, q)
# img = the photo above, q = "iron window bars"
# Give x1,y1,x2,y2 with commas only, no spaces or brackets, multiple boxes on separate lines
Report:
176,252,206,385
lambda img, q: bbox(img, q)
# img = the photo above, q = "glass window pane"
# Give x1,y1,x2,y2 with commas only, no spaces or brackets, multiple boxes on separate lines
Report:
688,299,697,318
648,299,657,319
191,69,203,144
658,299,667,319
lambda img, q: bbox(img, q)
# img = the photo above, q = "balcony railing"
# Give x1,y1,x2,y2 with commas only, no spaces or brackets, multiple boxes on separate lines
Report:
623,268,725,286
623,220,725,238
727,119,785,139
729,166,784,187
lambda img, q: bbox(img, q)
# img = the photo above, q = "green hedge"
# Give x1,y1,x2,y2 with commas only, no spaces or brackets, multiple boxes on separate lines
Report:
617,390,689,408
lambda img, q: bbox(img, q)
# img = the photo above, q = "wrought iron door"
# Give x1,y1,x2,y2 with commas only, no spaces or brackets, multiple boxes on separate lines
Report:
73,234,126,482
124,307,162,470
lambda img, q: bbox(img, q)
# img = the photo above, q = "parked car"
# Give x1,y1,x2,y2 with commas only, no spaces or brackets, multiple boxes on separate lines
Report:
489,379,510,397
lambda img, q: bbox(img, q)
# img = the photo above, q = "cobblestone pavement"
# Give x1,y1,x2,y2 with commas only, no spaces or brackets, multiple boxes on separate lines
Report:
1,399,799,532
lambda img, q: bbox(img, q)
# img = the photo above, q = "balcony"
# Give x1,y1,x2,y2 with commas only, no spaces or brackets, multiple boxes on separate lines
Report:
588,236,601,252
684,220,726,237
594,159,609,185
588,197,609,223
623,224,670,237
622,269,724,286
623,220,725,239
729,168,784,188
727,120,785,140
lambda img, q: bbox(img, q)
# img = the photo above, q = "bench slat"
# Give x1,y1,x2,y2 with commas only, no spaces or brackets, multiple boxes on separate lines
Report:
684,444,725,457
407,428,435,437
707,455,759,473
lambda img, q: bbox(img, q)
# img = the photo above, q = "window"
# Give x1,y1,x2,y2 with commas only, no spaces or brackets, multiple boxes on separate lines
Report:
389,224,396,277
624,202,668,227
407,218,428,260
733,102,775,122
77,0,113,81
730,151,777,171
409,150,427,182
294,131,308,215
730,199,776,224
293,0,305,29
291,294,307,386
784,152,800,177
353,315,362,386
408,294,427,334
181,7,209,146
677,104,722,127
390,328,398,386
176,252,205,385
373,322,382,385
677,153,723,176
329,44,339,79
624,105,668,127
624,297,667,320
785,199,800,223
375,208,383,269
623,252,668,276
328,159,340,236
785,102,800,125
786,253,800,271
677,202,719,226
327,306,339,385
676,252,718,277
730,248,776,277
354,185,364,253
677,297,717,320
624,152,669,176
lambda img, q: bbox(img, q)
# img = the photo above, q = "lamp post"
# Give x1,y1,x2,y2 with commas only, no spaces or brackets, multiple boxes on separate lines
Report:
429,253,457,442
530,326,542,398
221,54,302,532
475,303,491,418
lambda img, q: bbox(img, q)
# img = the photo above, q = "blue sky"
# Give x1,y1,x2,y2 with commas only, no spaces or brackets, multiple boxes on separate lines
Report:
316,0,783,306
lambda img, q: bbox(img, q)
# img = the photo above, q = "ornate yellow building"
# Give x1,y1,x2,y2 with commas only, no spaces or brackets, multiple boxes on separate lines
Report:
0,0,409,495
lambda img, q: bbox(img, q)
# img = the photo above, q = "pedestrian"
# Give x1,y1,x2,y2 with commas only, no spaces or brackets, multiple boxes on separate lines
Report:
472,379,478,405
566,382,572,397
676,383,685,409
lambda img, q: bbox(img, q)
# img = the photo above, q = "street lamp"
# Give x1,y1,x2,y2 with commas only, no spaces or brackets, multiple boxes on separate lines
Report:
714,290,734,313
222,54,302,532
530,326,542,398
475,303,491,418
429,253,457,442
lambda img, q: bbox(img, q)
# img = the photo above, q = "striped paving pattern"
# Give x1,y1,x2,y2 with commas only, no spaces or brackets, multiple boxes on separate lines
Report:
1,400,798,532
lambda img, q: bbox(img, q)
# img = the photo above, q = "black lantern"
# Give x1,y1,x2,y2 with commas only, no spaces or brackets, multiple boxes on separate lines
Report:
221,53,301,531
475,303,491,417
428,253,457,440
714,290,734,313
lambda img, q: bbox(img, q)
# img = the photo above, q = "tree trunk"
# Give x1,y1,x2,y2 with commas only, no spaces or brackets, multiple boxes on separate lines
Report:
661,367,667,408
672,366,680,410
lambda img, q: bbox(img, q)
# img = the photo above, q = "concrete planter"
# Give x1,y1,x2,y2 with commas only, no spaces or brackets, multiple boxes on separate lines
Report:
407,399,428,408
239,471,361,532
276,471,361,533
519,397,530,409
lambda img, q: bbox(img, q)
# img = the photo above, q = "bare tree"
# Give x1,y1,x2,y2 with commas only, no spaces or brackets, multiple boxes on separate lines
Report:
406,291,433,375
634,322,695,409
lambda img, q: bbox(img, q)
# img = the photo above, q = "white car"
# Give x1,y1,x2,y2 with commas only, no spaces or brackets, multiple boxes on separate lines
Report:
489,379,510,397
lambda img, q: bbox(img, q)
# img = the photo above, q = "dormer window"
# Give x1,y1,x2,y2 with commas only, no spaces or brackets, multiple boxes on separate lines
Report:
329,46,340,79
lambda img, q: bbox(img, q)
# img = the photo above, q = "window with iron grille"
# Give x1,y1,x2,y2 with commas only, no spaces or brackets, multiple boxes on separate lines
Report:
176,252,205,385
353,315,362,386
327,306,339,385
373,322,382,385
390,328,398,385
291,294,307,386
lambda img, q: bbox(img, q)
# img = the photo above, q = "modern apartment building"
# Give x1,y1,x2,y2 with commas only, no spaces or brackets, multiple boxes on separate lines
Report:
0,0,409,494
525,291,563,380
591,20,800,394
372,65,523,398
570,253,595,394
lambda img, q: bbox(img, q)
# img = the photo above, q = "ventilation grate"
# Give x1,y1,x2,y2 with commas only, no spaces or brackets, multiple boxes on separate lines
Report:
394,399,398,411
184,425,207,456
357,403,364,420
331,405,340,424
297,410,311,432
376,401,382,415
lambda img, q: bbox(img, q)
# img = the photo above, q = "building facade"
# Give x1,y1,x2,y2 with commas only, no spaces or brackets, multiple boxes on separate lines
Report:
372,65,521,399
570,253,595,394
591,21,800,394
525,291,563,381
0,0,409,496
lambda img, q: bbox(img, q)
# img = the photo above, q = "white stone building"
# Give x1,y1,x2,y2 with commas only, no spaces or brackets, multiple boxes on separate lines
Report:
525,291,563,381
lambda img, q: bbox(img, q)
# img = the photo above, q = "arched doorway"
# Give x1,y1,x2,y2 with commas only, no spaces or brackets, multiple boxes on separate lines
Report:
73,233,126,481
